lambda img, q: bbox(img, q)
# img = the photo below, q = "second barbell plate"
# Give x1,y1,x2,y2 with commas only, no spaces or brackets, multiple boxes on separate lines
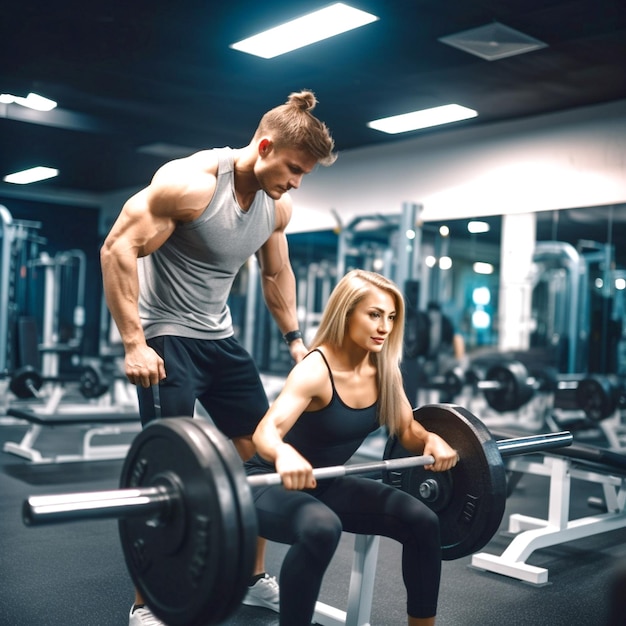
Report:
383,404,507,560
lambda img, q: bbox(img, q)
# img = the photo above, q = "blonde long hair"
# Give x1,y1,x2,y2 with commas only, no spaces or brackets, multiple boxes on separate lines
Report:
254,90,337,166
310,269,406,436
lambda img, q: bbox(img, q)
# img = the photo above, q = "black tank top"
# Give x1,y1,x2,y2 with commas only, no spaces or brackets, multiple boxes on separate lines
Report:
281,349,379,468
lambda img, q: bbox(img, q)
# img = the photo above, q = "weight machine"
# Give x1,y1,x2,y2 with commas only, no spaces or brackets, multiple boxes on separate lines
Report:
3,249,140,463
0,204,45,378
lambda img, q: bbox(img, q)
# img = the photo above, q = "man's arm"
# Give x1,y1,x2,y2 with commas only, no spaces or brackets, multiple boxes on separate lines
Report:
256,195,307,362
100,155,217,386
100,186,172,387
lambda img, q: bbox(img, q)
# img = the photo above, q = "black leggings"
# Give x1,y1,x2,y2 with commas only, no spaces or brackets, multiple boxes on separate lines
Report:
251,475,441,625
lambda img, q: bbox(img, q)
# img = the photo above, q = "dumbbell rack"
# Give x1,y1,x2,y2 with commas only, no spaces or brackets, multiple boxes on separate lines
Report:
471,453,626,584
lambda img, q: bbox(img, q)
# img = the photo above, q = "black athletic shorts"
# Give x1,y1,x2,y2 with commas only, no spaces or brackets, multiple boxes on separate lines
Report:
136,335,269,438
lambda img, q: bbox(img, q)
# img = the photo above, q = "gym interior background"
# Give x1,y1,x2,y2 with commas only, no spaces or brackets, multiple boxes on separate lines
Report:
2,2,626,625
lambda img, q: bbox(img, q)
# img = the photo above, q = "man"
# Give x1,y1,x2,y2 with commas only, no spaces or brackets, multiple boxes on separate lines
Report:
100,90,337,626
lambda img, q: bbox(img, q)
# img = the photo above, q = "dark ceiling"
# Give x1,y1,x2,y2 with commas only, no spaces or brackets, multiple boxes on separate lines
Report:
1,0,625,196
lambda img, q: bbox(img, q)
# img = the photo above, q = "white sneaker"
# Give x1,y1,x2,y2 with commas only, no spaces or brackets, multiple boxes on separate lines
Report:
128,604,167,626
242,573,280,612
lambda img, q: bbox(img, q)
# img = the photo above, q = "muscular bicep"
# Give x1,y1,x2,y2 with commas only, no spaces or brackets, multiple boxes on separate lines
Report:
104,189,176,260
256,229,290,278
256,195,293,276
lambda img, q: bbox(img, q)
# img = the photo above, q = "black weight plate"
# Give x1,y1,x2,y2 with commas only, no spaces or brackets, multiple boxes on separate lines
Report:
529,366,559,393
412,471,454,513
483,361,533,412
79,365,108,398
186,418,258,617
118,418,240,626
383,404,507,560
465,366,484,388
576,376,616,421
10,365,43,399
442,367,465,397
182,419,251,624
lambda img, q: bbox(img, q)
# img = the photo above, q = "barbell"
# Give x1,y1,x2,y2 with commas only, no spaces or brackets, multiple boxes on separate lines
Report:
9,364,109,400
429,360,580,413
23,404,573,626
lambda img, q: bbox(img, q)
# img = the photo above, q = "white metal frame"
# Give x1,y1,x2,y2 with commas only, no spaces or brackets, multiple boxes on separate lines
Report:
471,454,626,584
313,534,380,626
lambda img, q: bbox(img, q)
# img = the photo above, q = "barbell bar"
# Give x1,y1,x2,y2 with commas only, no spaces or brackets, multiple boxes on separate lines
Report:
22,404,573,626
24,431,571,526
25,457,439,525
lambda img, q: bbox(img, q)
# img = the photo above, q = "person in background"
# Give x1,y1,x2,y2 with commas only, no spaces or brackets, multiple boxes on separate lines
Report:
100,90,337,626
426,301,466,362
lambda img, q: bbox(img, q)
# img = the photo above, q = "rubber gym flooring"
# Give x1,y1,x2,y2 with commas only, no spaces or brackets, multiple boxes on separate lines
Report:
1,416,625,626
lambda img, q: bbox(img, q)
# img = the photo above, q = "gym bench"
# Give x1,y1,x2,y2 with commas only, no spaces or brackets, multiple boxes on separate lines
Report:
312,534,380,626
3,406,140,464
471,450,626,584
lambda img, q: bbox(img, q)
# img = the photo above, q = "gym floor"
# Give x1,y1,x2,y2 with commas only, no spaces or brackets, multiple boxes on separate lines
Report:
1,416,625,626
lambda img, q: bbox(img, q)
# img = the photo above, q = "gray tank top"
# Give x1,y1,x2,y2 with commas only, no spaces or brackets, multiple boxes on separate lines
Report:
138,147,276,339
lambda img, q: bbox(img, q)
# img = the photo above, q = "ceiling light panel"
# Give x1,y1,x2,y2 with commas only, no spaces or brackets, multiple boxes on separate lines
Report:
367,104,478,134
439,22,548,61
0,92,57,111
468,221,490,234
3,166,59,184
230,3,379,58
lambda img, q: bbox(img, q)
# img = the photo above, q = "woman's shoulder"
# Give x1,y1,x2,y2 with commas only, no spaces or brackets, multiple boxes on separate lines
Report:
300,347,330,371
287,348,330,384
275,348,332,407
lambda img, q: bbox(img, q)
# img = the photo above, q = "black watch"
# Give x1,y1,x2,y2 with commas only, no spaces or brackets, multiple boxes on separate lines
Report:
283,330,303,345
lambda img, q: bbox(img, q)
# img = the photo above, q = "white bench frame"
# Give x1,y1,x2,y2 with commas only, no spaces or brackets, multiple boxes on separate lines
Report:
471,454,626,584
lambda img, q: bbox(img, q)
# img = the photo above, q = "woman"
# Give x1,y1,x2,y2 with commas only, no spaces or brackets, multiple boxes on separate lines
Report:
246,269,458,625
